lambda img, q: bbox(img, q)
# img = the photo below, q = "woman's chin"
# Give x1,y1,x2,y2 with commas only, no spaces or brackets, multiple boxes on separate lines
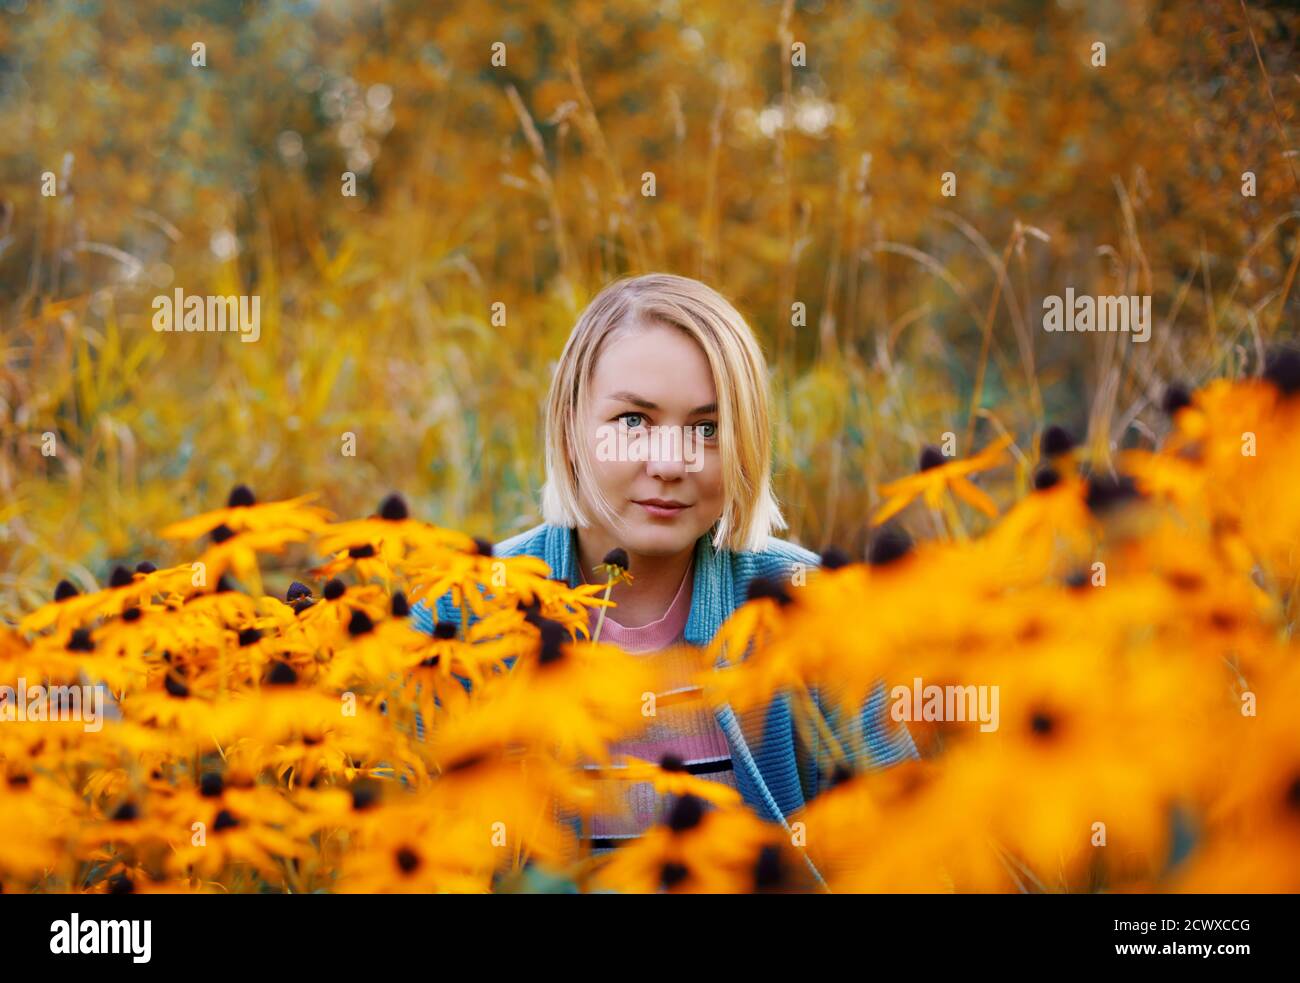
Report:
622,524,703,558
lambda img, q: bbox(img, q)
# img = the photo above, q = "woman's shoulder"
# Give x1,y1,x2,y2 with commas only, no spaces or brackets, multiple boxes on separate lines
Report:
490,522,579,584
491,522,553,559
727,534,821,582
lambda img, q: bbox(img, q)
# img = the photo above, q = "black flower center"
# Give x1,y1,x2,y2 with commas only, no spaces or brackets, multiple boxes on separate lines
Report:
396,846,421,874
1285,773,1300,813
820,546,851,570
754,844,785,891
445,753,487,774
1033,465,1061,491
868,526,914,566
745,575,792,607
352,784,379,811
660,861,689,889
1263,345,1300,397
199,773,224,798
210,523,236,544
1030,711,1057,738
379,494,408,521
1064,570,1089,590
1041,425,1077,457
918,445,946,471
826,764,855,788
538,619,568,665
1162,383,1192,416
667,794,704,833
1084,474,1141,515
67,628,95,652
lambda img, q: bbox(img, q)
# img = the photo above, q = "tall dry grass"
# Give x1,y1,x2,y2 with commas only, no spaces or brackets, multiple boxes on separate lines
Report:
2,0,1297,613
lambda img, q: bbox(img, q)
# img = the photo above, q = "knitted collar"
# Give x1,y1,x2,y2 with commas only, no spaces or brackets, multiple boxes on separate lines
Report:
542,524,734,655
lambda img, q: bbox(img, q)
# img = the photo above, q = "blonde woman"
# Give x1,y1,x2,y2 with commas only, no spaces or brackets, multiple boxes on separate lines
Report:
412,272,917,858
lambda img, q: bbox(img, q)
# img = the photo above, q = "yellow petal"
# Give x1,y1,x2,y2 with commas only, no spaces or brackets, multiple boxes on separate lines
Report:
951,475,999,517
870,494,913,526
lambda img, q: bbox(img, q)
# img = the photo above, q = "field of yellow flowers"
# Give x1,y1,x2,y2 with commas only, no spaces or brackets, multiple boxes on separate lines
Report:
3,359,1300,894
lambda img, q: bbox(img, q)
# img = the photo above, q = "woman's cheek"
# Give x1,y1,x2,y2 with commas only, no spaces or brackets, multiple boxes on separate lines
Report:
700,455,724,502
588,448,634,499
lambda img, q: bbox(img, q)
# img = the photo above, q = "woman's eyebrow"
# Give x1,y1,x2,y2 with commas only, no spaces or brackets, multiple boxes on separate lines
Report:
605,391,717,415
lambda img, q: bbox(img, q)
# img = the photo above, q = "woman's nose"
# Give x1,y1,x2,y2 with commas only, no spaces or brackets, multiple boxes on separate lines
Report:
645,426,688,480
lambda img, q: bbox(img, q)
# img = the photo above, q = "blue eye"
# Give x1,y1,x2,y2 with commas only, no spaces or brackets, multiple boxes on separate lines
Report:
695,421,718,440
619,412,646,429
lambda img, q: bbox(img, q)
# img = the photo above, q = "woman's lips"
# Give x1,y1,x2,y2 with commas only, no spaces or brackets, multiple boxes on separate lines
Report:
634,500,691,519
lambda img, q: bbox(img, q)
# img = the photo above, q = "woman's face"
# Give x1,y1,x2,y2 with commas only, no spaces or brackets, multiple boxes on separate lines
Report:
575,320,725,559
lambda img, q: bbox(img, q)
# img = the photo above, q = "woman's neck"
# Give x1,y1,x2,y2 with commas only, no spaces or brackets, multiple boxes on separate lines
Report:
574,528,696,629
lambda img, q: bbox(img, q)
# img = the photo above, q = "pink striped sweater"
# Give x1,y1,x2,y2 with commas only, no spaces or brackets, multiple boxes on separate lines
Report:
584,559,737,844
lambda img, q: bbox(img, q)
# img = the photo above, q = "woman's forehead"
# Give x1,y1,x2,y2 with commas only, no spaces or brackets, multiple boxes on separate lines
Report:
591,321,715,395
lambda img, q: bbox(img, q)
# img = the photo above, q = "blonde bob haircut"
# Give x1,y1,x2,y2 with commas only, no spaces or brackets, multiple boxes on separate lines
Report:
540,272,786,554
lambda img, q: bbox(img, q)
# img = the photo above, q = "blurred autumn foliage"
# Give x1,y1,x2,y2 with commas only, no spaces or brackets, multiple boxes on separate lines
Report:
2,0,1298,611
